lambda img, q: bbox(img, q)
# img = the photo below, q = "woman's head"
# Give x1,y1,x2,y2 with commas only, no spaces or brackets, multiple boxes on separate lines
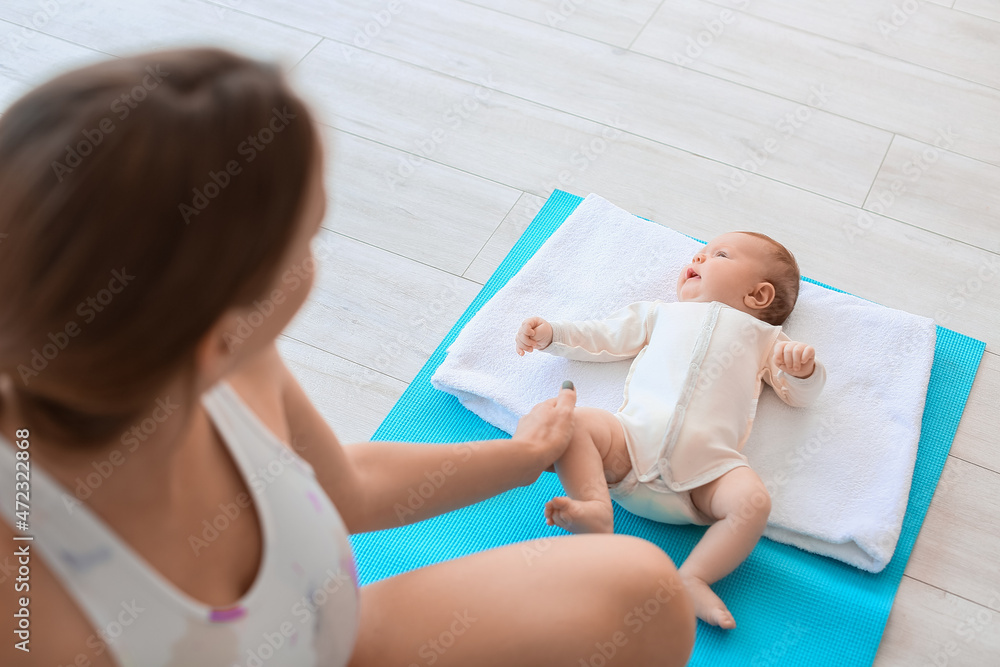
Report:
676,231,800,325
0,47,323,446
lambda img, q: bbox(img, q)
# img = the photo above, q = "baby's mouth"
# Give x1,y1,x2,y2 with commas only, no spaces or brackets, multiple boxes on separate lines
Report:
685,267,700,280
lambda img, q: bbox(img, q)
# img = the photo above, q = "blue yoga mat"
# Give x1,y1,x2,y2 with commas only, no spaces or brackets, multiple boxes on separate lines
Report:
348,190,985,666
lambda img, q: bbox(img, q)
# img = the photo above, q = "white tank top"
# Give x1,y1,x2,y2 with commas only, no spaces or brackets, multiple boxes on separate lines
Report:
0,380,359,666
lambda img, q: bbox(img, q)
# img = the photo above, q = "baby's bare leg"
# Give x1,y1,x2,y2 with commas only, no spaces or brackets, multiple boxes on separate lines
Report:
545,407,630,534
680,466,772,630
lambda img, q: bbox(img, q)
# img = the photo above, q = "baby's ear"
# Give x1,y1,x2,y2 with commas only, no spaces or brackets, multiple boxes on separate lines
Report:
744,281,775,310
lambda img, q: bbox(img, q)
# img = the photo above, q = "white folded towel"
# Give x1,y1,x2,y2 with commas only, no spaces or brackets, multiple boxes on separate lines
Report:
431,193,936,573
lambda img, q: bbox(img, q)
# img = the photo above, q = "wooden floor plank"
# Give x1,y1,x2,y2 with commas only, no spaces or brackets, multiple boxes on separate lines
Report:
875,575,1000,666
0,0,320,67
318,125,522,275
954,0,1000,21
283,228,483,384
276,334,405,445
949,351,1000,475
288,0,893,205
699,0,1000,90
865,134,1000,254
463,192,546,284
0,22,106,109
631,0,1000,168
297,42,1000,347
907,456,1000,613
461,0,662,47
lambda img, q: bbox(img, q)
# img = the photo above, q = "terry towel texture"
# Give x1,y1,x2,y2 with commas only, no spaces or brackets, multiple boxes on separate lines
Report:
430,193,936,573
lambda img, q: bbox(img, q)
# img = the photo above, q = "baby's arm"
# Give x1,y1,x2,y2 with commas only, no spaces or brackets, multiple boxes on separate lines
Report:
517,300,658,362
761,331,826,407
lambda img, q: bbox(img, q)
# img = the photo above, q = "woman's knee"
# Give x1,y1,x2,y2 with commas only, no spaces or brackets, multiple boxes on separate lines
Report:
606,537,696,664
568,535,690,614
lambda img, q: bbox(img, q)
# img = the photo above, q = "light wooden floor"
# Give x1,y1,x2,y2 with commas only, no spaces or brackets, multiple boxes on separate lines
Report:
2,0,998,664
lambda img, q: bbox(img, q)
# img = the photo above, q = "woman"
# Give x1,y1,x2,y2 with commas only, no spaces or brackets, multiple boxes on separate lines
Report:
0,47,695,666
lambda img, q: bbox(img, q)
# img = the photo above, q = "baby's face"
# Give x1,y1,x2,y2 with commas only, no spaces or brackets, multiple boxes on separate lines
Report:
676,232,771,311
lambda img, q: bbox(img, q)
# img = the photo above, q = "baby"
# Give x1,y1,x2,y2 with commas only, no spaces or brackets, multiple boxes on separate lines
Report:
515,231,826,629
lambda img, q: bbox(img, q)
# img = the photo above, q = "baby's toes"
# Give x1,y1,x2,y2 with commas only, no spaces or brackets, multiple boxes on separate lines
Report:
545,497,569,522
712,609,736,630
547,496,569,510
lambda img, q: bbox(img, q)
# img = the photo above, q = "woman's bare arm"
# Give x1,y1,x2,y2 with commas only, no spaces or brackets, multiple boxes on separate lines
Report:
235,343,574,534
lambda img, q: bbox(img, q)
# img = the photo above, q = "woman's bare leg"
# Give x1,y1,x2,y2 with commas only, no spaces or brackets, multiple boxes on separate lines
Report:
348,534,695,667
545,407,630,534
681,466,772,629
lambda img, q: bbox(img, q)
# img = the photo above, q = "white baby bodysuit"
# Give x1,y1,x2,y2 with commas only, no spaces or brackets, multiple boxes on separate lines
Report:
543,300,827,494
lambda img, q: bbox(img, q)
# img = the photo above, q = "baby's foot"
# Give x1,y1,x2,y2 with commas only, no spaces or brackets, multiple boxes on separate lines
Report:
544,496,613,534
680,574,737,629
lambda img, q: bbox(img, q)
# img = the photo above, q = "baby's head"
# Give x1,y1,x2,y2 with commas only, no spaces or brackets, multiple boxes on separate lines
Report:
676,231,800,326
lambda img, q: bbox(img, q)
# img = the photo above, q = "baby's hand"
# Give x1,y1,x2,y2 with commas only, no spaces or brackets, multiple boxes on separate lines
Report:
773,340,816,378
516,317,554,356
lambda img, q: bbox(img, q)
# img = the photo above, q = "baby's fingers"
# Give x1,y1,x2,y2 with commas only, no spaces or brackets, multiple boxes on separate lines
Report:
772,343,786,368
782,343,797,370
515,331,537,354
801,346,815,365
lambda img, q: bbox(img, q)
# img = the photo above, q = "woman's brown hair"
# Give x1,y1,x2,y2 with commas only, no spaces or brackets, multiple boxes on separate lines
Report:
0,47,318,446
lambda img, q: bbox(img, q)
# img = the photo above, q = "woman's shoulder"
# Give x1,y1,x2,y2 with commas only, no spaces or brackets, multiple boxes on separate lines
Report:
219,342,294,447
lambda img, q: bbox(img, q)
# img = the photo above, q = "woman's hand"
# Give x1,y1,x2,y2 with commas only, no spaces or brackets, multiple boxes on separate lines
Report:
516,316,554,355
511,381,577,483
